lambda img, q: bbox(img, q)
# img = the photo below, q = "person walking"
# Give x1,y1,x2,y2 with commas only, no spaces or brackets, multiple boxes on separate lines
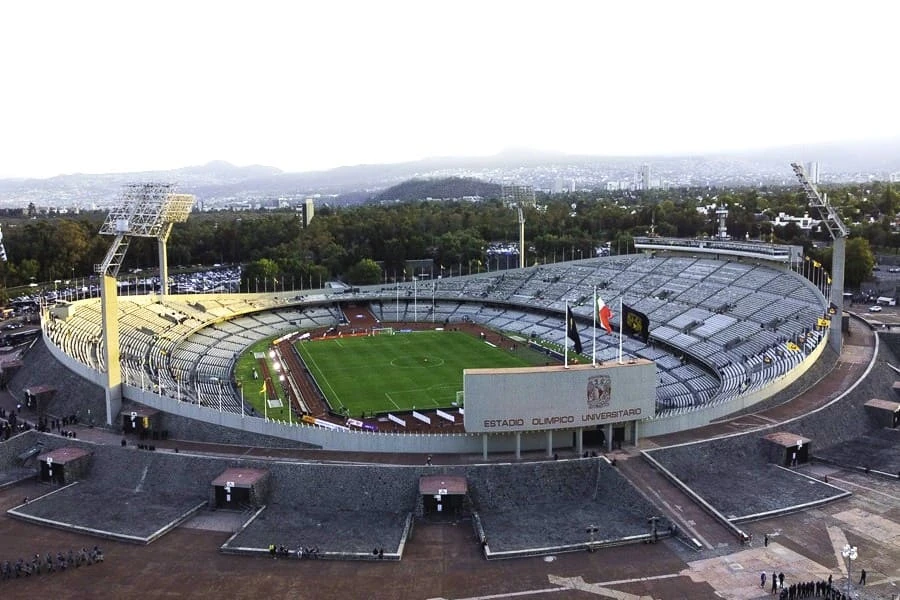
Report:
761,571,767,588
859,568,867,586
771,572,777,594
778,572,784,589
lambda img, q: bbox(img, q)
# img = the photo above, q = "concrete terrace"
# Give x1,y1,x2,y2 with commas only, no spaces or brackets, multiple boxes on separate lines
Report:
0,312,898,598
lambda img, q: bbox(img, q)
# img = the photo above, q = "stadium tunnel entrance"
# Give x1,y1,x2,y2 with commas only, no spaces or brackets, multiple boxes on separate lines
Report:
864,398,900,428
419,475,467,519
23,385,56,416
576,423,635,453
763,432,811,467
120,406,161,439
210,468,270,510
37,447,92,486
580,426,606,448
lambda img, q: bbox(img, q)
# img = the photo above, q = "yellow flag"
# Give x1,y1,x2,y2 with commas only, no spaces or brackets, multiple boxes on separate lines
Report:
812,260,822,268
786,341,800,352
817,317,830,328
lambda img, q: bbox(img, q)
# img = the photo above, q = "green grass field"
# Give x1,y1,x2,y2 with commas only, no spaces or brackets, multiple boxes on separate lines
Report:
232,337,292,418
296,330,537,416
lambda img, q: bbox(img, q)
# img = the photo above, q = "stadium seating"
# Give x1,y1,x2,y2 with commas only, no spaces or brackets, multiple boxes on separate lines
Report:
41,254,827,421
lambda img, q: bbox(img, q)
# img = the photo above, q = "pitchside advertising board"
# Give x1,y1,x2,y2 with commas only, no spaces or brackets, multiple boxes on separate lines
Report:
463,360,656,433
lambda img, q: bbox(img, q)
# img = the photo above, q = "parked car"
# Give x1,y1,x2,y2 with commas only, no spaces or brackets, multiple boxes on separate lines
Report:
869,305,883,312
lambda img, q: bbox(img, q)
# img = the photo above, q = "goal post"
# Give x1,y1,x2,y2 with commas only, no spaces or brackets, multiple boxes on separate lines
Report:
371,327,394,336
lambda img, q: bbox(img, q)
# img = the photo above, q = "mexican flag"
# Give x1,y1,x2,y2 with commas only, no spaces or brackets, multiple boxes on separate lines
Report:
596,295,613,335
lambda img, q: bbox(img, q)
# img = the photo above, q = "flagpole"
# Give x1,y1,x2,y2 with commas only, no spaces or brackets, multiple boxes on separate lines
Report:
564,301,569,368
592,286,597,367
618,297,624,364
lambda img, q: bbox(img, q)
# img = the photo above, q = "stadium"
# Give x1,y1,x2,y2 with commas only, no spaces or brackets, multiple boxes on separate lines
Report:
0,181,899,598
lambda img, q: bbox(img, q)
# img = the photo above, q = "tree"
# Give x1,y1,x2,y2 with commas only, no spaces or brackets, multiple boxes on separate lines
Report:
345,258,382,285
242,258,280,291
18,258,40,282
52,220,92,279
877,184,898,218
823,237,874,289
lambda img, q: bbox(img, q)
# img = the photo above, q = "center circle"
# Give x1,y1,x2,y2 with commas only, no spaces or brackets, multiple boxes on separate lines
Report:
390,356,445,368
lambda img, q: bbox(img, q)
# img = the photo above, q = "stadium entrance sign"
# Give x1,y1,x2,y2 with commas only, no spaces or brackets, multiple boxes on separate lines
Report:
463,361,656,433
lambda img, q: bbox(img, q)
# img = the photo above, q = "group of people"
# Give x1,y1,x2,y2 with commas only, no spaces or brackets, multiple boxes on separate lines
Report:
44,414,80,433
0,546,103,580
0,408,26,440
268,544,321,559
761,571,865,599
0,408,80,440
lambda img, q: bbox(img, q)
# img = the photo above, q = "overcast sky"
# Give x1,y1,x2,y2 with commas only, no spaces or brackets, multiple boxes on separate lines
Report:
1,1,896,178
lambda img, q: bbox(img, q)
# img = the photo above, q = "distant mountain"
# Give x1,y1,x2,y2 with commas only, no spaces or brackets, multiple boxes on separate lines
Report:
2,138,899,209
170,160,282,183
0,161,287,209
737,138,900,176
373,177,502,203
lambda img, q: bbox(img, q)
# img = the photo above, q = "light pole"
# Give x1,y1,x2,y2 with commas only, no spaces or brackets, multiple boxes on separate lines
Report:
279,374,288,423
842,543,857,598
648,516,660,543
586,524,599,552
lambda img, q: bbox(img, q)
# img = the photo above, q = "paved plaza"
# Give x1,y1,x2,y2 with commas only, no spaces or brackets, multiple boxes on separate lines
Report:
0,321,897,599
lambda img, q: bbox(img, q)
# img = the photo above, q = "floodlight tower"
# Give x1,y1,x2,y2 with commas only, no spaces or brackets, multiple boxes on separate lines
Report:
715,206,730,240
502,185,535,269
791,162,847,354
517,204,526,268
95,183,195,425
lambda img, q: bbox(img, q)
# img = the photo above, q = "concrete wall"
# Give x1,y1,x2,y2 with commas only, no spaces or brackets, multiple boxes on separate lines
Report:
0,433,621,520
649,325,891,473
33,292,835,454
34,331,833,455
0,430,45,466
123,387,562,453
640,337,827,437
15,337,106,424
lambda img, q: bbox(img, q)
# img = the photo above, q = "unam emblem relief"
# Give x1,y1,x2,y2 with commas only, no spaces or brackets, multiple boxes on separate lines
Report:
586,375,611,409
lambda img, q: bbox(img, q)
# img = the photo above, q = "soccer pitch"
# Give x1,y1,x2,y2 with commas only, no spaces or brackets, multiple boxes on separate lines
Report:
295,330,534,416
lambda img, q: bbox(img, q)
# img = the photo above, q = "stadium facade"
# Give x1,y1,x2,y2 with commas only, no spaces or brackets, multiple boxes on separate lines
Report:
34,237,835,457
